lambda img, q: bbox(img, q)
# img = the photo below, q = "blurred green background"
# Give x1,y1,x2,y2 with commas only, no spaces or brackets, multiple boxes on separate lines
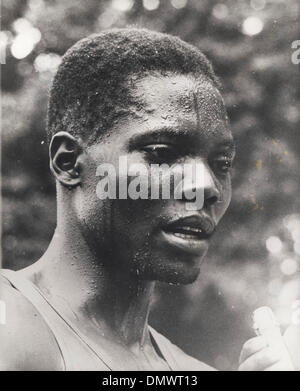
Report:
1,0,300,370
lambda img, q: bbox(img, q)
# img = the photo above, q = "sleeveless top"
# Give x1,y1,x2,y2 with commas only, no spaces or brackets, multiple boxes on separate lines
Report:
1,269,214,371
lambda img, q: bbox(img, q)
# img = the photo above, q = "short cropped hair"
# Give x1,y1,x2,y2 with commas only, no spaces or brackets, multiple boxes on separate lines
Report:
46,28,219,145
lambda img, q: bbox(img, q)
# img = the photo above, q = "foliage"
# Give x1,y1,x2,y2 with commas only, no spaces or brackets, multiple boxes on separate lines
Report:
1,0,299,369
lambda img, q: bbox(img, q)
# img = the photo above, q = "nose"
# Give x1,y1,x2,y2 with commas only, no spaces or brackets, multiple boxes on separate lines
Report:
180,161,221,208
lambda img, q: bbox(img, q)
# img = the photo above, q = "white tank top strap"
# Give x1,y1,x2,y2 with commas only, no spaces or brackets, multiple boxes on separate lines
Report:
1,269,111,371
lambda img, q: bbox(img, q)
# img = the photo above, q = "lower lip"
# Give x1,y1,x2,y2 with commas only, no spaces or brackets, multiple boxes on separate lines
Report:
160,229,209,256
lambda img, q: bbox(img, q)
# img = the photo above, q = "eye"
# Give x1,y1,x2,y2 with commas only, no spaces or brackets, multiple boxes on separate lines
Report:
141,144,179,164
212,157,233,176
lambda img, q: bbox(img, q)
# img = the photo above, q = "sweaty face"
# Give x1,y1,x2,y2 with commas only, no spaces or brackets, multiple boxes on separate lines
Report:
76,73,235,284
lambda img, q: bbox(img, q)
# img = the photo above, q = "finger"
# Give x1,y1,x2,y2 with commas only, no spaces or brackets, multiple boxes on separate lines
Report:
239,336,268,365
238,346,282,371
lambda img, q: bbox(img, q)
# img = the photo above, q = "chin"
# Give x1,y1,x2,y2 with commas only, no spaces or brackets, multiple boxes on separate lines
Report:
164,266,201,285
163,275,199,285
137,261,201,285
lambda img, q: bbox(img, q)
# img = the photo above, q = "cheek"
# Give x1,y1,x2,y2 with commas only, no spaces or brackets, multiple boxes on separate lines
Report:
73,185,106,234
216,177,232,221
73,161,114,248
109,170,167,248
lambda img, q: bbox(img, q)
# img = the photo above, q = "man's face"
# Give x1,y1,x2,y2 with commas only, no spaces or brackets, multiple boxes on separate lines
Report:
75,73,235,284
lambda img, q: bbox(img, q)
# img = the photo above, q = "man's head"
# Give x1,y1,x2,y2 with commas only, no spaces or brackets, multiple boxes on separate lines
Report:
48,28,235,284
47,28,219,144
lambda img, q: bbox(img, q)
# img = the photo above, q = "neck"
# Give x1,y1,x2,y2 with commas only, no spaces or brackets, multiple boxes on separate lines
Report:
25,209,155,347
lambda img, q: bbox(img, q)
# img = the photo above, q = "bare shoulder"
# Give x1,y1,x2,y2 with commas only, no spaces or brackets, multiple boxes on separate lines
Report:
0,274,64,371
150,327,216,371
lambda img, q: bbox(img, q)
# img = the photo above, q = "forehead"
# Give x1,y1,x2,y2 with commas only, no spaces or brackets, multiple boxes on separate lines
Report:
137,73,226,119
93,73,234,156
125,73,232,144
134,73,224,112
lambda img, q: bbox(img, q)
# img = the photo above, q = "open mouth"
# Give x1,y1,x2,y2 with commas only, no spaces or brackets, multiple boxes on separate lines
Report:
163,225,210,240
163,214,215,240
160,215,215,255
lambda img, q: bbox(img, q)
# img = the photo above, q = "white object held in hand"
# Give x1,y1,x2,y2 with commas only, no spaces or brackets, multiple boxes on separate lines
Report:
252,306,294,371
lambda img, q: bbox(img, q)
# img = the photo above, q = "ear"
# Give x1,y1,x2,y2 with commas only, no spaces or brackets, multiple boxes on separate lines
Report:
49,131,82,188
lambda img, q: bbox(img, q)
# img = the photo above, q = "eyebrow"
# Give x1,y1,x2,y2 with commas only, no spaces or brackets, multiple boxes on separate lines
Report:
131,126,185,140
128,126,187,146
128,125,236,154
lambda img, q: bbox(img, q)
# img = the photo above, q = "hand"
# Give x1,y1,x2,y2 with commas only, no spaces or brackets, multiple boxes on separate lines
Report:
284,324,300,370
238,335,294,371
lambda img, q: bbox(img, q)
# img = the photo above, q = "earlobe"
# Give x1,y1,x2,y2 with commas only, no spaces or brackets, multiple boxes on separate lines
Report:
49,131,82,188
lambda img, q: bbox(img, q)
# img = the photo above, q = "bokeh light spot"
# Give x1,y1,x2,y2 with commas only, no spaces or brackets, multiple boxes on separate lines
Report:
280,258,298,276
212,3,229,20
283,214,300,232
266,236,282,254
170,0,187,9
143,0,160,11
242,16,264,36
34,53,62,73
10,18,41,60
112,0,134,12
11,36,35,59
12,18,32,34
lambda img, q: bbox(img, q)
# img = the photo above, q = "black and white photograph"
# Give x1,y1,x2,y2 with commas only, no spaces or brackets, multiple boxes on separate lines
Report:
0,0,300,373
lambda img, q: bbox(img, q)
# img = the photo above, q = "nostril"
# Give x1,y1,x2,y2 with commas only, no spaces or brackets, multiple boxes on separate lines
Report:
206,195,218,206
